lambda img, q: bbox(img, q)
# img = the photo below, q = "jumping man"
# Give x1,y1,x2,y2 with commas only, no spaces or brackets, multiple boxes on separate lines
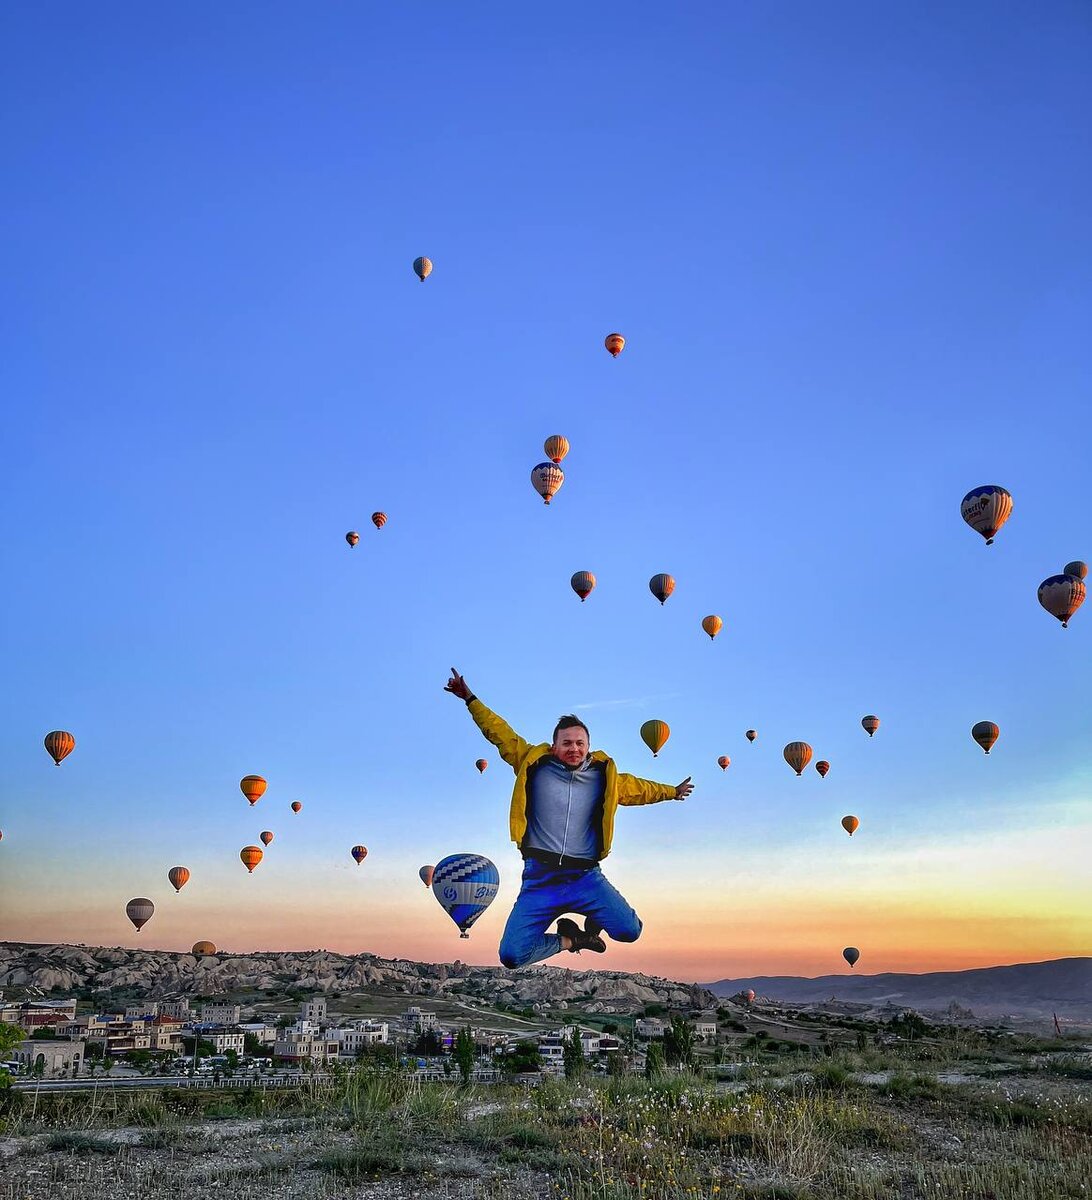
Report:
444,669,694,966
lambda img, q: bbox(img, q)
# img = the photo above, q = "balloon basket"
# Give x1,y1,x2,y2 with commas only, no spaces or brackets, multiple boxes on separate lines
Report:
459,933,469,939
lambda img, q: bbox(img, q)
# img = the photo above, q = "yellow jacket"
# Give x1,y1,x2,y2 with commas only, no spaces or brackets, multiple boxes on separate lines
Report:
467,699,677,860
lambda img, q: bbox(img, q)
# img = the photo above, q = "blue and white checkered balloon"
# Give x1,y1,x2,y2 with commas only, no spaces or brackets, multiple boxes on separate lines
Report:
431,853,500,938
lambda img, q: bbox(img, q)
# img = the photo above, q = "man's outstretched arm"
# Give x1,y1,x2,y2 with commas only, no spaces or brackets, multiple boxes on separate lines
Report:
617,772,694,806
443,668,532,770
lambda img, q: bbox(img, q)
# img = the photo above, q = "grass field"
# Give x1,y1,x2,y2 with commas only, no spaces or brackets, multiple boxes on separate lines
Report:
2,1039,1090,1200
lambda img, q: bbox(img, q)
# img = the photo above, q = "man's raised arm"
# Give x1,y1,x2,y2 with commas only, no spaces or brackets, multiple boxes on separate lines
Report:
617,772,694,807
443,668,532,771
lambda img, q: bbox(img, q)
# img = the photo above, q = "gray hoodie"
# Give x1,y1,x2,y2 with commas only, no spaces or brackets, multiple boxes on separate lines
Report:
523,755,606,861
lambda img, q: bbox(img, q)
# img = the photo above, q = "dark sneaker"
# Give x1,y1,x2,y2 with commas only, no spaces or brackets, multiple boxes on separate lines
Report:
557,917,606,954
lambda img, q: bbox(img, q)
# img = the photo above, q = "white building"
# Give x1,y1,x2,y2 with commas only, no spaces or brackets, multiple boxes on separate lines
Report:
14,1039,85,1078
200,1003,241,1025
635,1018,665,1039
158,998,192,1020
300,997,327,1024
274,1029,340,1063
334,1022,389,1058
209,1031,245,1055
238,1022,276,1046
401,1006,438,1033
691,1019,717,1042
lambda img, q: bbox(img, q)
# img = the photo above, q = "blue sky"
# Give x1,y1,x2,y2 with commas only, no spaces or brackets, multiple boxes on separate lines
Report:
1,3,1089,980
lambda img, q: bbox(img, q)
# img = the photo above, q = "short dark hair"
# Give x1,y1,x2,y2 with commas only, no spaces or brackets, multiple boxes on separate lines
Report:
552,715,589,743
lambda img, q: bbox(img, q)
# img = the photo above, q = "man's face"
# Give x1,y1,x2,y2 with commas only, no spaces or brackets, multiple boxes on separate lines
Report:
551,724,589,767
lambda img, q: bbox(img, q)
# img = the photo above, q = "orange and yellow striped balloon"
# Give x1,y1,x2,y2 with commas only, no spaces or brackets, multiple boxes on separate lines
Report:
640,720,670,757
240,775,267,805
604,333,625,358
544,435,570,465
841,815,859,836
701,615,723,640
44,730,75,766
167,866,190,893
371,512,387,530
783,742,813,775
240,845,263,873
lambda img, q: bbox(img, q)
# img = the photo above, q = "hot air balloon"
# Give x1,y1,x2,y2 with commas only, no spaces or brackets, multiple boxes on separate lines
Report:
640,720,670,757
240,776,267,805
0,831,4,843
1038,574,1085,628
431,853,499,938
649,574,675,605
843,947,860,968
861,716,880,738
126,898,154,931
960,485,1013,545
1064,561,1088,581
815,760,830,778
44,731,75,766
419,865,435,888
701,615,723,640
783,742,813,776
841,815,859,837
240,846,263,873
604,333,625,358
259,831,274,846
743,989,756,1004
191,941,216,957
745,730,757,743
971,721,999,754
291,801,302,813
371,512,386,530
544,435,570,465
531,462,564,505
168,866,190,893
717,755,730,770
475,759,488,774
346,531,360,548
351,845,368,865
571,571,596,601
413,256,432,282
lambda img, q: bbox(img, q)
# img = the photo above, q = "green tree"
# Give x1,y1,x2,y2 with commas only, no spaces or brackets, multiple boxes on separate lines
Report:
501,1040,542,1075
563,1025,585,1079
124,1049,153,1071
663,1017,695,1069
243,1033,263,1057
453,1027,475,1085
415,1031,443,1057
0,1025,27,1085
644,1042,665,1079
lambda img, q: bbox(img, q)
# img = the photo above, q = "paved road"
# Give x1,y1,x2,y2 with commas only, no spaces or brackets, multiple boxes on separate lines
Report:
12,1073,310,1093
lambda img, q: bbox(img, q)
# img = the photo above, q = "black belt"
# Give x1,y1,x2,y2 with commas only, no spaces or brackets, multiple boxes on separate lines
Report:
523,845,597,871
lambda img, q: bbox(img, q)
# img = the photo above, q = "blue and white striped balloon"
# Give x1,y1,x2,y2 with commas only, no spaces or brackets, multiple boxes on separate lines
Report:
431,853,500,938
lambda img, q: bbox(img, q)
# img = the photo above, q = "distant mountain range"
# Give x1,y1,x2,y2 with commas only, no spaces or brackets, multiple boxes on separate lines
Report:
706,958,1092,1024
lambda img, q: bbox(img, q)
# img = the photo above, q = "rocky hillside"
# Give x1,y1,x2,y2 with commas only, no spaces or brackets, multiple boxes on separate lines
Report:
0,942,715,1015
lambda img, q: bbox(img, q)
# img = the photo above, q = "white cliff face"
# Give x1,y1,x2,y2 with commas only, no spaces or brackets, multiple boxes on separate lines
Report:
0,942,716,1014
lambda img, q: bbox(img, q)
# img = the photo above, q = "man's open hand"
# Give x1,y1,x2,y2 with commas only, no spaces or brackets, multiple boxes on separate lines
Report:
675,776,694,801
444,668,472,701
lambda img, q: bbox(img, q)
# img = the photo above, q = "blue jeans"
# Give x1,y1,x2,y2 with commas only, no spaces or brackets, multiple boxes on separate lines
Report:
498,858,643,969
